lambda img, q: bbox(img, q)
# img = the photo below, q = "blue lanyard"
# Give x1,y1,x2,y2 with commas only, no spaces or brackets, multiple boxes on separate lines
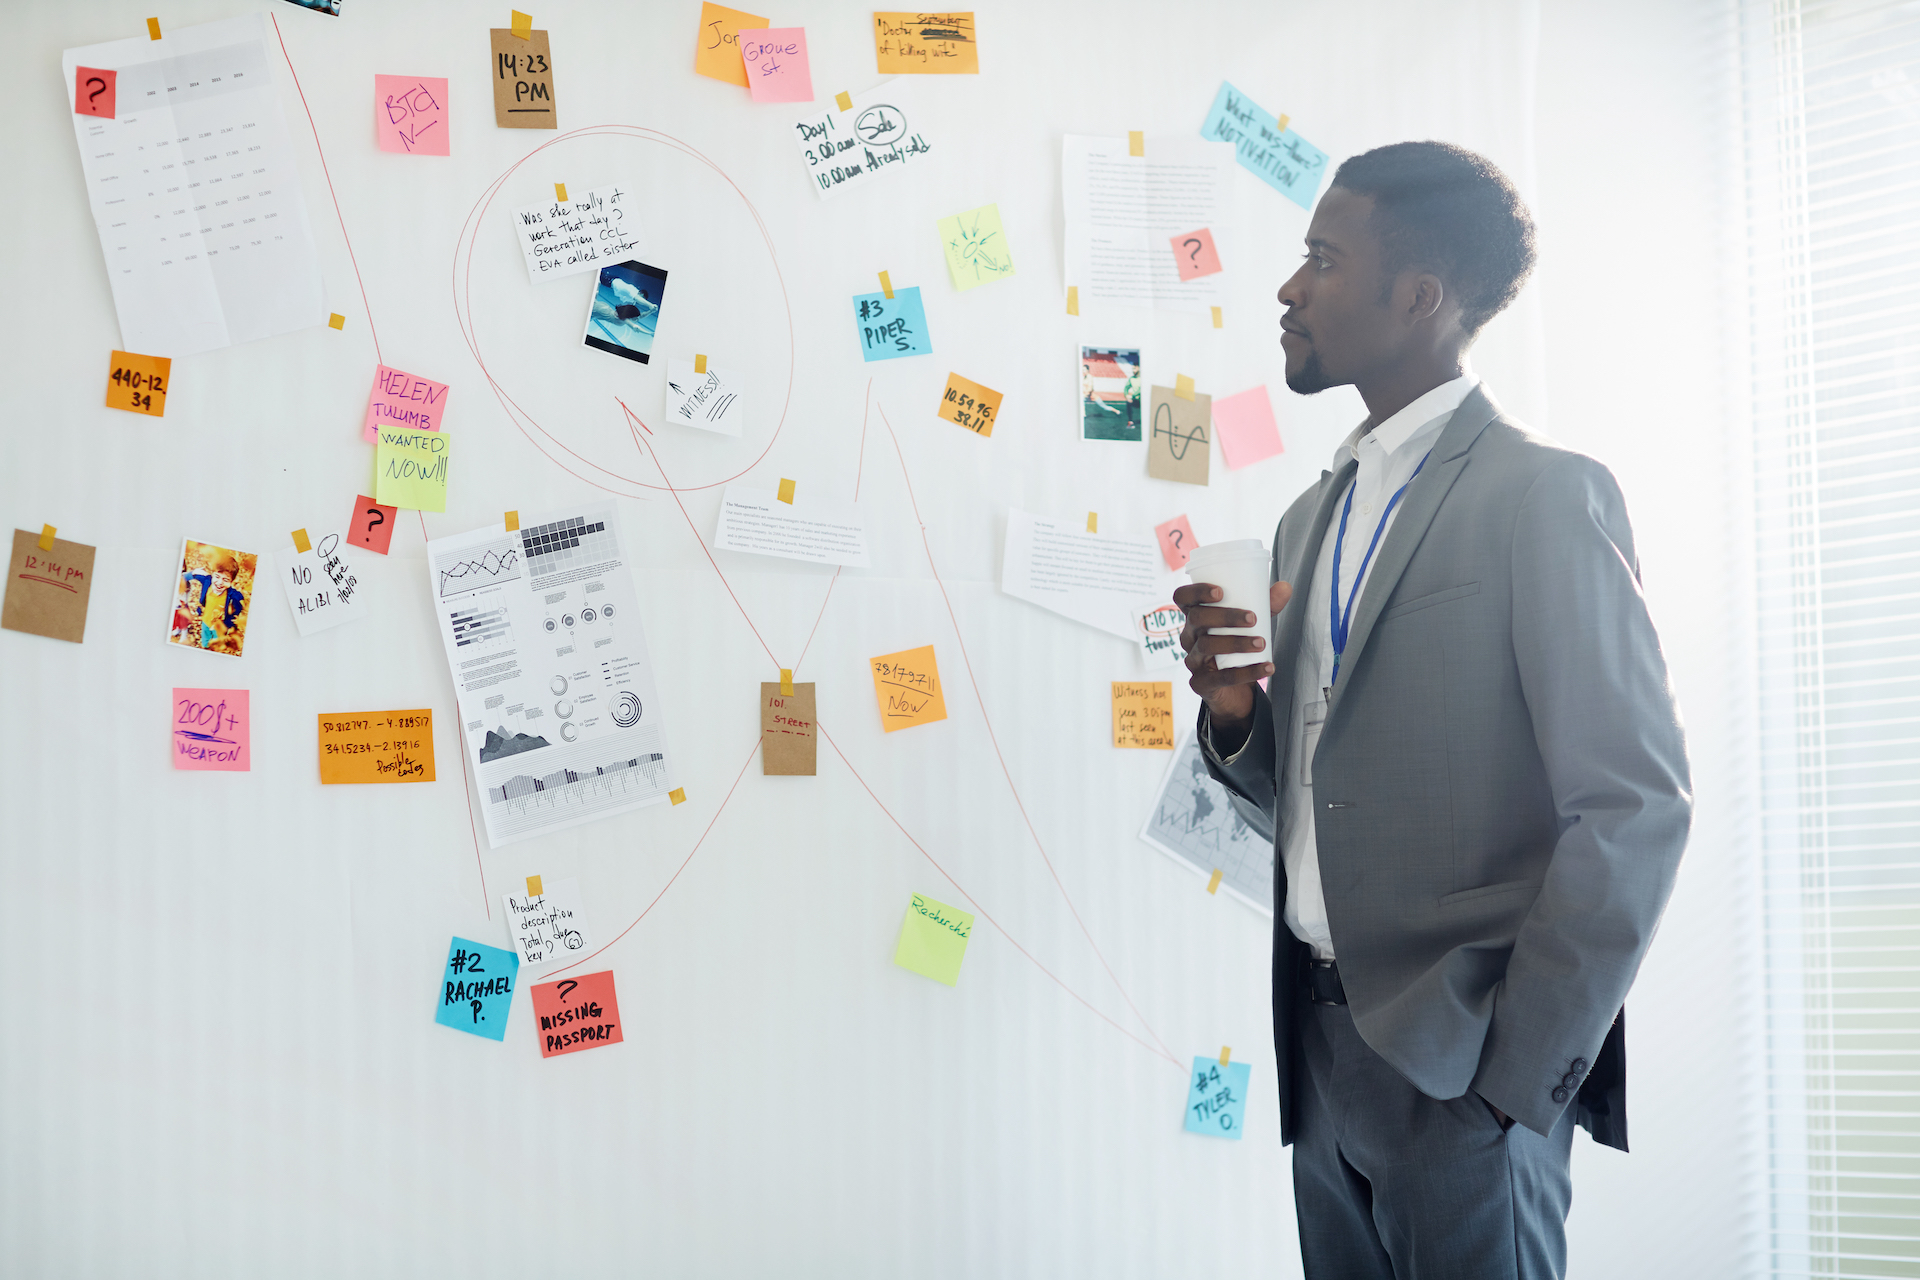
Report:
1328,450,1430,688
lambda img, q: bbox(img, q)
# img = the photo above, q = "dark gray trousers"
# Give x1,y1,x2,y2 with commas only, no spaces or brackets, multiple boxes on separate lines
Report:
1294,1001,1576,1279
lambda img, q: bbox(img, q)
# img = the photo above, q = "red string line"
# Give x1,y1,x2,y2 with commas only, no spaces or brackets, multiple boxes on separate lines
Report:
269,12,383,367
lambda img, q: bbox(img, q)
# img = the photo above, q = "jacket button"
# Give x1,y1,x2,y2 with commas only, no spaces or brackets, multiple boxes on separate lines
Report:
1571,1058,1588,1074
1561,1072,1580,1088
1552,1086,1570,1104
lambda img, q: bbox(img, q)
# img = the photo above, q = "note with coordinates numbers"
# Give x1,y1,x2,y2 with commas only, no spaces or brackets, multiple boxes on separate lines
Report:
317,710,435,784
869,645,947,731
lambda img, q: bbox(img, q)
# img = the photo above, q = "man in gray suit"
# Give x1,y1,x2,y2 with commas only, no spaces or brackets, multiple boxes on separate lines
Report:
1173,142,1691,1278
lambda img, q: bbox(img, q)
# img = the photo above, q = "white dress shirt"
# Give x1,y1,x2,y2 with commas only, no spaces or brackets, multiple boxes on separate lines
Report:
1217,373,1478,959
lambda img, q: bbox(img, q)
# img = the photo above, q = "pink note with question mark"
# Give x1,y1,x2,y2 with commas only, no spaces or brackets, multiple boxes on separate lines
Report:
1155,515,1197,570
1170,227,1222,281
349,494,397,556
74,67,115,119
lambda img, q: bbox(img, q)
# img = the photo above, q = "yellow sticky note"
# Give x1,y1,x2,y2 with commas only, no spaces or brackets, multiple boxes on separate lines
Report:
291,528,311,554
105,350,170,417
694,2,769,87
870,644,947,731
1066,285,1079,316
554,181,568,202
527,874,543,897
329,313,346,330
1207,868,1224,894
1128,130,1144,157
938,372,1003,437
937,202,1014,291
669,787,687,805
776,478,796,504
1211,306,1224,329
374,426,452,512
835,89,853,111
147,17,161,40
894,893,973,985
1112,681,1175,749
511,9,533,38
873,12,979,75
1175,373,1196,401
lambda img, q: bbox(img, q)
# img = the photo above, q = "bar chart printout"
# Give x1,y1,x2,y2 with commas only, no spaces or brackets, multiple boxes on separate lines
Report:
425,505,676,847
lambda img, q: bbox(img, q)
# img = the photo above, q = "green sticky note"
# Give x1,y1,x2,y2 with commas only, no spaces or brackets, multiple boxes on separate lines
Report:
893,892,973,986
937,203,1015,291
375,426,451,512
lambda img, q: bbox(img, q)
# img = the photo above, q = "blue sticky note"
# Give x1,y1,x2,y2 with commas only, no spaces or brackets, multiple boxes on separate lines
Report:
435,936,519,1041
1200,82,1329,210
852,286,932,362
1184,1056,1251,1139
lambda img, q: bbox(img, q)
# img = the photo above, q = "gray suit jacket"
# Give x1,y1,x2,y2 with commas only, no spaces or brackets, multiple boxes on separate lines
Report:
1202,384,1691,1147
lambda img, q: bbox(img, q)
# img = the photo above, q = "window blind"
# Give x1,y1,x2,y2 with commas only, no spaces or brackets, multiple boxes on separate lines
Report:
1744,1,1920,1276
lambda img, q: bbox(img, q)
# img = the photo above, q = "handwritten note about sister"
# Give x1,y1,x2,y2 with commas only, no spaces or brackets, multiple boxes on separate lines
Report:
511,183,641,282
317,709,436,784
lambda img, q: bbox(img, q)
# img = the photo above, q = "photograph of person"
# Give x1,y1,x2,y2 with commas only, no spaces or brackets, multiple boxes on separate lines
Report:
1080,345,1142,441
583,260,668,365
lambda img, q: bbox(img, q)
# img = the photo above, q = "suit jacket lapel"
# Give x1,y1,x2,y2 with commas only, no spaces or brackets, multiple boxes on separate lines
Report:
1270,459,1355,758
1328,386,1502,714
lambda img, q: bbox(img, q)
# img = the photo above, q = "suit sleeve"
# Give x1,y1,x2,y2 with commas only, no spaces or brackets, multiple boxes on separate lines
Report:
1470,453,1693,1135
1198,693,1277,841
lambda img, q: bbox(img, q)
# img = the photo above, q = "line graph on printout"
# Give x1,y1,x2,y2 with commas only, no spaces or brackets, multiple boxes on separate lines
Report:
435,539,522,599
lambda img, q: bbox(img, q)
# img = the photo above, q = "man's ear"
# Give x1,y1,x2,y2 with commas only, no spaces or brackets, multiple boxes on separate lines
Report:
1407,272,1446,325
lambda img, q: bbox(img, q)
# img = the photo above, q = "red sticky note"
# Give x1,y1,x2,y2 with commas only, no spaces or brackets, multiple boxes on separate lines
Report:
172,688,249,771
1212,385,1285,469
737,27,814,102
1155,514,1198,570
349,494,398,555
531,969,624,1058
375,75,449,156
1170,227,1222,281
74,67,116,119
362,364,450,442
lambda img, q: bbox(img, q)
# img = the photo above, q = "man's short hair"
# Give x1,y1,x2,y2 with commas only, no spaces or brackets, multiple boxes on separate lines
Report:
1330,141,1536,336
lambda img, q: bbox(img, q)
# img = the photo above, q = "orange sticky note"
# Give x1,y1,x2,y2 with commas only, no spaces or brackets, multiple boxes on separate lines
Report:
531,969,623,1057
1171,228,1222,281
873,11,979,74
870,645,947,732
105,350,170,416
317,709,437,784
1112,681,1175,749
938,372,1003,437
694,2,769,87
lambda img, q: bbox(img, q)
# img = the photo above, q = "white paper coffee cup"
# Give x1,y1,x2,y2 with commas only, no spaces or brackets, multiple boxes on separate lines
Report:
1184,538,1270,670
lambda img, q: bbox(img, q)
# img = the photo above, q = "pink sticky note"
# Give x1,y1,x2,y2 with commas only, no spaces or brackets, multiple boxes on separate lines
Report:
172,688,250,772
75,67,117,119
1155,515,1197,570
1213,385,1285,470
737,27,813,102
362,365,450,443
1171,228,1222,281
375,75,449,155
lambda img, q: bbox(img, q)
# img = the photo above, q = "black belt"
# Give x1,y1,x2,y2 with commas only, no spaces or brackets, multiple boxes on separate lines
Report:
1306,959,1347,1006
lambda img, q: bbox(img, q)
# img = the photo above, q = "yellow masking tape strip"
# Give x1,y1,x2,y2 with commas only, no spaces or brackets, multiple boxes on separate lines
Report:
777,478,796,504
504,510,519,532
511,10,533,38
147,17,162,40
878,270,894,299
38,525,56,551
555,182,567,202
1211,306,1223,329
1276,113,1291,134
1086,512,1097,533
1128,130,1143,157
1066,285,1079,315
780,669,793,696
836,90,853,112
1220,1045,1232,1065
1175,373,1196,401
291,528,311,554
669,787,687,805
694,354,707,374
526,874,542,897
328,313,346,330
1207,868,1223,894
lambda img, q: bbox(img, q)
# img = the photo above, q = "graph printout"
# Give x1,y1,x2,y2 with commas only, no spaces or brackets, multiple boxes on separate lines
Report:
425,505,676,847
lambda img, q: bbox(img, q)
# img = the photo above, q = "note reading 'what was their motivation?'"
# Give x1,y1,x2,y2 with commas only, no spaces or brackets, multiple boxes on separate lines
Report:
503,876,593,970
1000,509,1174,641
317,710,435,784
279,531,367,637
375,427,451,512
870,644,947,731
2,528,95,644
363,365,449,443
665,358,744,437
1186,1056,1251,1138
694,2,767,87
873,12,978,74
713,484,871,568
1200,81,1328,210
489,26,556,129
938,203,1014,290
437,937,518,1041
106,350,169,416
853,286,931,361
1148,385,1212,487
172,688,248,771
737,27,813,103
532,970,623,1058
1112,681,1175,749
375,75,448,155
762,681,817,776
1212,385,1285,470
938,372,1002,436
512,183,641,282
895,893,973,986
790,80,935,200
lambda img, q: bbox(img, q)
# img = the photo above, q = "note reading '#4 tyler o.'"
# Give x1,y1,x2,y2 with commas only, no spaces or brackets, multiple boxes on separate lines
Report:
869,645,947,731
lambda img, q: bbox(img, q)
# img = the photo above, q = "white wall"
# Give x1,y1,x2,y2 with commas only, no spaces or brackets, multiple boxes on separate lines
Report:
0,0,1756,1275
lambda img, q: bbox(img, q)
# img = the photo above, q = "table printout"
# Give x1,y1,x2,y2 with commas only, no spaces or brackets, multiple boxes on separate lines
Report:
61,15,326,357
1062,135,1233,316
426,504,675,848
